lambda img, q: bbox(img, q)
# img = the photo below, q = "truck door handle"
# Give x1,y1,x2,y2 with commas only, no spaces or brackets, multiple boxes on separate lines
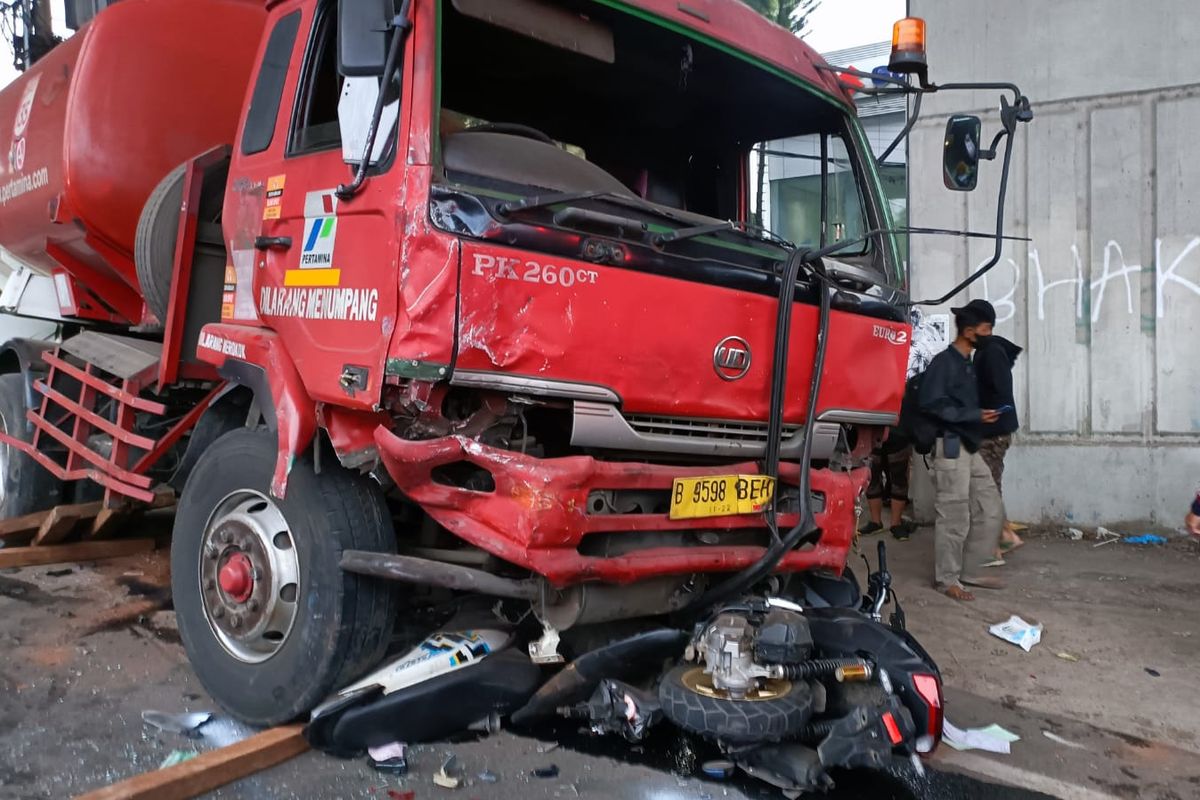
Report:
254,236,293,251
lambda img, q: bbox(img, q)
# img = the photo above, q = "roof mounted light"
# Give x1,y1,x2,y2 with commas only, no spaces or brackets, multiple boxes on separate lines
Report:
888,17,927,78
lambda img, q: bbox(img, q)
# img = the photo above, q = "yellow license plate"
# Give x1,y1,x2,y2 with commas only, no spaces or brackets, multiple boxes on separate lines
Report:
669,475,776,521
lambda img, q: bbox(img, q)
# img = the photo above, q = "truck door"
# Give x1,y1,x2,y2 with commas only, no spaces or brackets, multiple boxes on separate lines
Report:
246,0,408,409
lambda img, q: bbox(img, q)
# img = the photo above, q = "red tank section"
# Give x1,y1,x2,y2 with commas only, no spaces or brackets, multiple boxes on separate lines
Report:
0,0,265,322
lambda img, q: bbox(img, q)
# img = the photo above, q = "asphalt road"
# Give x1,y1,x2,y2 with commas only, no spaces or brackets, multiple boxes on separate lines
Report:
0,548,1048,800
3,523,1199,798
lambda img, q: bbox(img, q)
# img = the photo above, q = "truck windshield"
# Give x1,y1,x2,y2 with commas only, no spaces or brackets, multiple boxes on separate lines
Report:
436,0,894,282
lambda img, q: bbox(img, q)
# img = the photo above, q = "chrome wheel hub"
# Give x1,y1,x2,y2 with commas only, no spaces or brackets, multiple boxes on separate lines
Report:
199,491,300,663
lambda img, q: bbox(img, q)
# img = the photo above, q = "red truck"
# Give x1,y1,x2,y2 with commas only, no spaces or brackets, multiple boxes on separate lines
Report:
0,0,1030,789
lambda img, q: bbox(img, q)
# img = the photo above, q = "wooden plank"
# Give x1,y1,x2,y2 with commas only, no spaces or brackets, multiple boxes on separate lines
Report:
89,488,175,540
0,509,48,543
32,501,104,546
0,538,154,568
76,725,308,800
88,506,127,540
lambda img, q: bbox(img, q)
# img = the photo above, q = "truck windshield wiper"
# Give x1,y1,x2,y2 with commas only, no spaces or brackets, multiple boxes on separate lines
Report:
652,220,792,250
496,189,789,252
495,190,609,217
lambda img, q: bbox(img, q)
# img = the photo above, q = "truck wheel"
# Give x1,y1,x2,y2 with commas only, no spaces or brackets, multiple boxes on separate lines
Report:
172,428,398,726
135,159,228,325
0,374,60,518
658,664,813,744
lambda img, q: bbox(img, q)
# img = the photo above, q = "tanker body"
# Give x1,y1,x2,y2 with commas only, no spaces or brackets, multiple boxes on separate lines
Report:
0,0,265,326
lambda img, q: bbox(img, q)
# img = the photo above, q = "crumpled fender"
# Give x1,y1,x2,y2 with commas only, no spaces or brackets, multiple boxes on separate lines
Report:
195,323,316,497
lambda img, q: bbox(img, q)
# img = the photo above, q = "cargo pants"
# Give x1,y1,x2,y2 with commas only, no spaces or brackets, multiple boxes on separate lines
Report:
931,438,1004,589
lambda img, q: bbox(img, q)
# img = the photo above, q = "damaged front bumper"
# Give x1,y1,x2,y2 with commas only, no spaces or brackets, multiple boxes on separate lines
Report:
373,429,867,585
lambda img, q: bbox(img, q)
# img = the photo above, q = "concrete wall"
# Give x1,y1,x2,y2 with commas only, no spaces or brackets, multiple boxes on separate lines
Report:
907,0,1200,526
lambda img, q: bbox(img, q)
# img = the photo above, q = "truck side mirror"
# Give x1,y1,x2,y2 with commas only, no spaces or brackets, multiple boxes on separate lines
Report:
338,0,391,76
943,115,981,191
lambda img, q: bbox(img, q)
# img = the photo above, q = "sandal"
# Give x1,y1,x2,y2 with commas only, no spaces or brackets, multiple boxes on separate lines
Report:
942,585,975,602
962,576,1006,590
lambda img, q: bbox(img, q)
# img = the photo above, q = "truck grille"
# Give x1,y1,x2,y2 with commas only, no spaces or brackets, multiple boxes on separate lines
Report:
623,415,802,444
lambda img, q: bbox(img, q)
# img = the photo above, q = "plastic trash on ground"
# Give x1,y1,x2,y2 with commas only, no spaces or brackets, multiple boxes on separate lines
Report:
141,710,213,737
942,720,1020,754
988,616,1043,652
1123,534,1167,545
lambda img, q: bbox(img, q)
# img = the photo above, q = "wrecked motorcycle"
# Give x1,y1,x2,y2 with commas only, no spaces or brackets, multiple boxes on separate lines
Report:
307,541,944,795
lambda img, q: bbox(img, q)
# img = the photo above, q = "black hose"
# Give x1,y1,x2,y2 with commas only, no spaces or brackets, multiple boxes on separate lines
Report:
686,252,832,613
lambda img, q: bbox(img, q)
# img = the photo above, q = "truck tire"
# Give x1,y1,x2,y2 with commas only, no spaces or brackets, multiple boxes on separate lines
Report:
658,664,814,744
135,159,228,325
172,428,398,726
0,374,60,518
135,165,186,325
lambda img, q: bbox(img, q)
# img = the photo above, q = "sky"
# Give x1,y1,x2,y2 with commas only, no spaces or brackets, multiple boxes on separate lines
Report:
802,0,907,53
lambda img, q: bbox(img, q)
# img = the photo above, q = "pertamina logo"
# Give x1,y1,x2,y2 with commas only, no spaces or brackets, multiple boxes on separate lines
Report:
301,216,336,267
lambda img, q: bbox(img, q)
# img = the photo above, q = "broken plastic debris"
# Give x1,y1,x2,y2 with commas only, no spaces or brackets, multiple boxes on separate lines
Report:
46,568,74,577
1066,528,1084,541
386,791,415,800
1042,730,1087,750
1093,527,1121,547
1145,667,1161,677
142,710,213,737
478,770,498,783
434,753,461,789
988,616,1043,652
700,759,735,779
942,720,1020,754
1123,534,1167,545
573,679,662,742
158,750,199,769
369,742,409,775
532,764,560,779
1055,652,1079,662
368,742,407,761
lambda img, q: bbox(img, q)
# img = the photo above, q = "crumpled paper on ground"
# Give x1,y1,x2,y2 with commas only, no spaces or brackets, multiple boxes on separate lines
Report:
943,720,1021,754
989,615,1043,652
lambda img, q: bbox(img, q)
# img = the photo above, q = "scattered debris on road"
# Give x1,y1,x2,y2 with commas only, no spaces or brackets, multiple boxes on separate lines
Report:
1041,730,1087,750
141,710,212,738
942,720,1020,754
989,616,1043,652
1123,534,1167,545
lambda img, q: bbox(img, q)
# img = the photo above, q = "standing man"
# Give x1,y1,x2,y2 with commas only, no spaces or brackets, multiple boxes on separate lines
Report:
918,299,1005,601
975,323,1024,557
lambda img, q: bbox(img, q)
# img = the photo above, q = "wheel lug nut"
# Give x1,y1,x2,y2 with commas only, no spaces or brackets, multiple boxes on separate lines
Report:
231,615,242,629
205,578,216,590
248,600,260,612
212,606,225,619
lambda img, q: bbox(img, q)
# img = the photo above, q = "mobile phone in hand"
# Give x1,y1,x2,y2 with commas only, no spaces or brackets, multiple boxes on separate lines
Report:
994,404,1014,414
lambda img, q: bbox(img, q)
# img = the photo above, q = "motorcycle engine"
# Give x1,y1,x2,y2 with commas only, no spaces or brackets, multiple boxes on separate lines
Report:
698,605,813,698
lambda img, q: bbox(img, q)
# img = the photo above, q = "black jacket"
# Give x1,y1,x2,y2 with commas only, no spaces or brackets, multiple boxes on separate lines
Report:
975,335,1022,437
917,345,983,452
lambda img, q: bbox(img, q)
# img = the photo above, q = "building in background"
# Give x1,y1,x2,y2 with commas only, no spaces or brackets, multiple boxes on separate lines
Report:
761,41,908,261
908,0,1200,526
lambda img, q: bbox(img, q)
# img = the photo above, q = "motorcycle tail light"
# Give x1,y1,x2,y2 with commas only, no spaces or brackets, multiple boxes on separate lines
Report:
912,672,943,752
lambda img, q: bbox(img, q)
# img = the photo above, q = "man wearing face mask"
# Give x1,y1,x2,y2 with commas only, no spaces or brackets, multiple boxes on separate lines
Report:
917,299,1005,601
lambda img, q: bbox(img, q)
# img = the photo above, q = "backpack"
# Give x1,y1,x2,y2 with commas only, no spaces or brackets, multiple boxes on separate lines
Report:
897,372,938,455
